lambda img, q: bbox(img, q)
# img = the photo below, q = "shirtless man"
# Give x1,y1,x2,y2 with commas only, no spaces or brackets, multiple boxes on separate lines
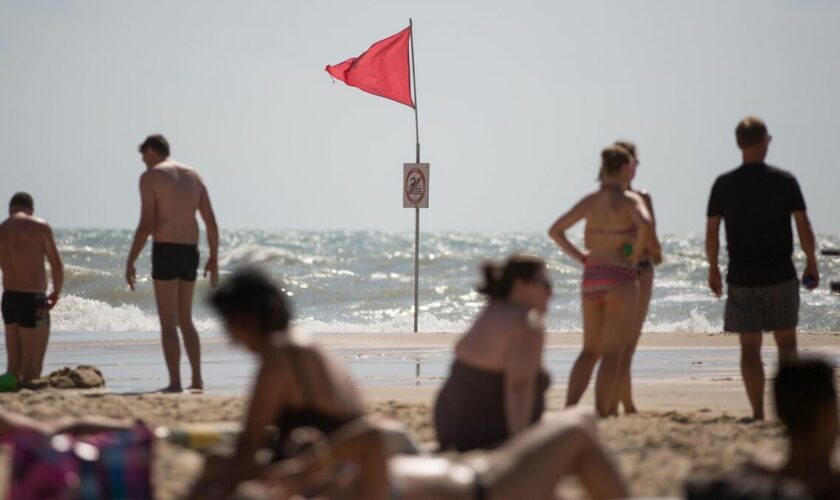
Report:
0,192,64,382
125,134,219,393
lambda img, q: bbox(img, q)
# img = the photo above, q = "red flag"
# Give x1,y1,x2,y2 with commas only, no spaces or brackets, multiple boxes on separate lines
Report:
326,27,414,108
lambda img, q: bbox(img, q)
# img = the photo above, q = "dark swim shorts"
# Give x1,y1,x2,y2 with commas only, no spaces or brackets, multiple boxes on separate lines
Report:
151,242,199,281
724,278,799,333
1,291,50,328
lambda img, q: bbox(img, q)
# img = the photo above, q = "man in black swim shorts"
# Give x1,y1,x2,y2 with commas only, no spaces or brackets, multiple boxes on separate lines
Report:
125,135,219,393
705,117,819,420
0,192,64,382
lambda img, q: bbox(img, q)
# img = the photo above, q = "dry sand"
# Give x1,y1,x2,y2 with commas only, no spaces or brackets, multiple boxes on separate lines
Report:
2,331,840,499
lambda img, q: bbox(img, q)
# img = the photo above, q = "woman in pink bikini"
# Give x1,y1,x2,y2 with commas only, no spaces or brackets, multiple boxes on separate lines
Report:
548,144,657,416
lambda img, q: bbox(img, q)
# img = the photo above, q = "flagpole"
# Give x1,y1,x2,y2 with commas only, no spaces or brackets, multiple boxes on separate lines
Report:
410,18,420,333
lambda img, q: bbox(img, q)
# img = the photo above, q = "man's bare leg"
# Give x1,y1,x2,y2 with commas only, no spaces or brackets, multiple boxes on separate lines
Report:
773,328,798,364
18,326,49,381
177,280,203,391
153,280,182,392
739,332,765,420
4,323,21,378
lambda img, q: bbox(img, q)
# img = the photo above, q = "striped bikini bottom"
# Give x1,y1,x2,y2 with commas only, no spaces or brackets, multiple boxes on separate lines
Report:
581,260,639,303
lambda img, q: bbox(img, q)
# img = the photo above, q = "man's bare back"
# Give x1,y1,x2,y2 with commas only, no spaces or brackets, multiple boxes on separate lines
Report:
141,160,206,244
0,214,60,294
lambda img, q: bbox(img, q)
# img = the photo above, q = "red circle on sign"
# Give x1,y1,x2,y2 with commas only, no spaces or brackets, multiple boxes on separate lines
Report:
405,168,426,204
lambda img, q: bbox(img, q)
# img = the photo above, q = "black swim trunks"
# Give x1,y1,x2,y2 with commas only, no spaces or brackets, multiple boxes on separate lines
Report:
151,242,199,281
1,291,50,328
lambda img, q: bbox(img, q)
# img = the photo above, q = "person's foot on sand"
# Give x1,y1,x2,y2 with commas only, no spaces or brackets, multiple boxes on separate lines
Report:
189,378,203,392
159,385,183,394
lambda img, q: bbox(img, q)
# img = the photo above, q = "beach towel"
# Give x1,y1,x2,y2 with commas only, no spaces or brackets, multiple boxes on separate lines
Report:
3,423,153,500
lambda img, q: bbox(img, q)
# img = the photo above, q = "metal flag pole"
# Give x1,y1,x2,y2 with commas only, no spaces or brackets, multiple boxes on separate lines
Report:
409,18,420,333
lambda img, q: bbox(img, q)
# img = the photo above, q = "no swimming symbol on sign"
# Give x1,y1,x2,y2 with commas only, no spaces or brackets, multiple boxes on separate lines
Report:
403,163,429,208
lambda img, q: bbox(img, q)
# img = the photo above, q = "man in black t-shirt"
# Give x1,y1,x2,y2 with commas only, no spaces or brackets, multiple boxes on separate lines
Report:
705,116,819,421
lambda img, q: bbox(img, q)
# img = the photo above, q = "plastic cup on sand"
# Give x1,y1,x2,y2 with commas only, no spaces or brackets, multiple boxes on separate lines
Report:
0,373,18,392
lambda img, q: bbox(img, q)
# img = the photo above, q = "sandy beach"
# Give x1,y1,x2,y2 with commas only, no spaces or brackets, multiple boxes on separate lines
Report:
2,331,840,498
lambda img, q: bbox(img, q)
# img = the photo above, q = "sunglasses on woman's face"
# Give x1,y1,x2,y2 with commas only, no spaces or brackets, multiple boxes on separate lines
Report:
532,276,553,293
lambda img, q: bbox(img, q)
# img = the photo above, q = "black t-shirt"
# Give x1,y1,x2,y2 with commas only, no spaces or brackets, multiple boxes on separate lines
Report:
707,163,806,286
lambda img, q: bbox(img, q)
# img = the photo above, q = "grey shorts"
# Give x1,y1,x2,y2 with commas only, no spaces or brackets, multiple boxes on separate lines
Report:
724,278,799,333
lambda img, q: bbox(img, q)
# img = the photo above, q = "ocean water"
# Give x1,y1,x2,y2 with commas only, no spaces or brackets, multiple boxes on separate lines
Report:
2,229,839,335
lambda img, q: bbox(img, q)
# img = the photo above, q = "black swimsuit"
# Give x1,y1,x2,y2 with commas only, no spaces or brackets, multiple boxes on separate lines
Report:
1,291,50,328
273,352,360,461
434,360,551,452
151,242,199,281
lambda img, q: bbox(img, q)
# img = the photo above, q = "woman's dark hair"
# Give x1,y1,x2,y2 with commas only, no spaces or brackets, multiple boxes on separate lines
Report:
774,358,837,436
601,145,633,177
613,141,637,163
476,254,546,300
209,267,291,335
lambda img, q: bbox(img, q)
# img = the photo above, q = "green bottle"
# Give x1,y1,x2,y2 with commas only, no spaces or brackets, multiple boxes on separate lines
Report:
621,243,633,258
0,373,18,392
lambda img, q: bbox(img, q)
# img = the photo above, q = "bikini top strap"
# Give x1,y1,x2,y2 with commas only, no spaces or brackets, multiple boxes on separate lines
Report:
287,346,313,407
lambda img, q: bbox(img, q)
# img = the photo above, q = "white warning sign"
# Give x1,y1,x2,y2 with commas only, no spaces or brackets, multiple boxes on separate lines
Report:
403,163,429,208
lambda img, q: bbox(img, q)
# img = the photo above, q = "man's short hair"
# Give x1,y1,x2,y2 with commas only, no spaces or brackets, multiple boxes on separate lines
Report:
774,358,837,436
9,192,34,210
138,134,171,157
735,116,768,149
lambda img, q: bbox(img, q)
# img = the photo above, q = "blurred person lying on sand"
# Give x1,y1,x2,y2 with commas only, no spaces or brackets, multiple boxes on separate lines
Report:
258,407,627,500
687,358,840,500
549,145,656,417
189,267,366,498
0,192,63,383
434,255,552,452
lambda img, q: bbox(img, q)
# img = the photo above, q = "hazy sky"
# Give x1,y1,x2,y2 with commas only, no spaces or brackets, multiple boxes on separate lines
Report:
1,1,838,234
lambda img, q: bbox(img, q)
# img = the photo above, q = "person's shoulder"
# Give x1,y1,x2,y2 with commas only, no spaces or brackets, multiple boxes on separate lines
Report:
763,164,797,181
167,160,198,175
496,302,542,335
176,163,198,174
714,166,743,183
273,331,328,360
576,190,600,208
623,189,646,206
139,168,162,183
19,215,51,230
33,217,52,230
